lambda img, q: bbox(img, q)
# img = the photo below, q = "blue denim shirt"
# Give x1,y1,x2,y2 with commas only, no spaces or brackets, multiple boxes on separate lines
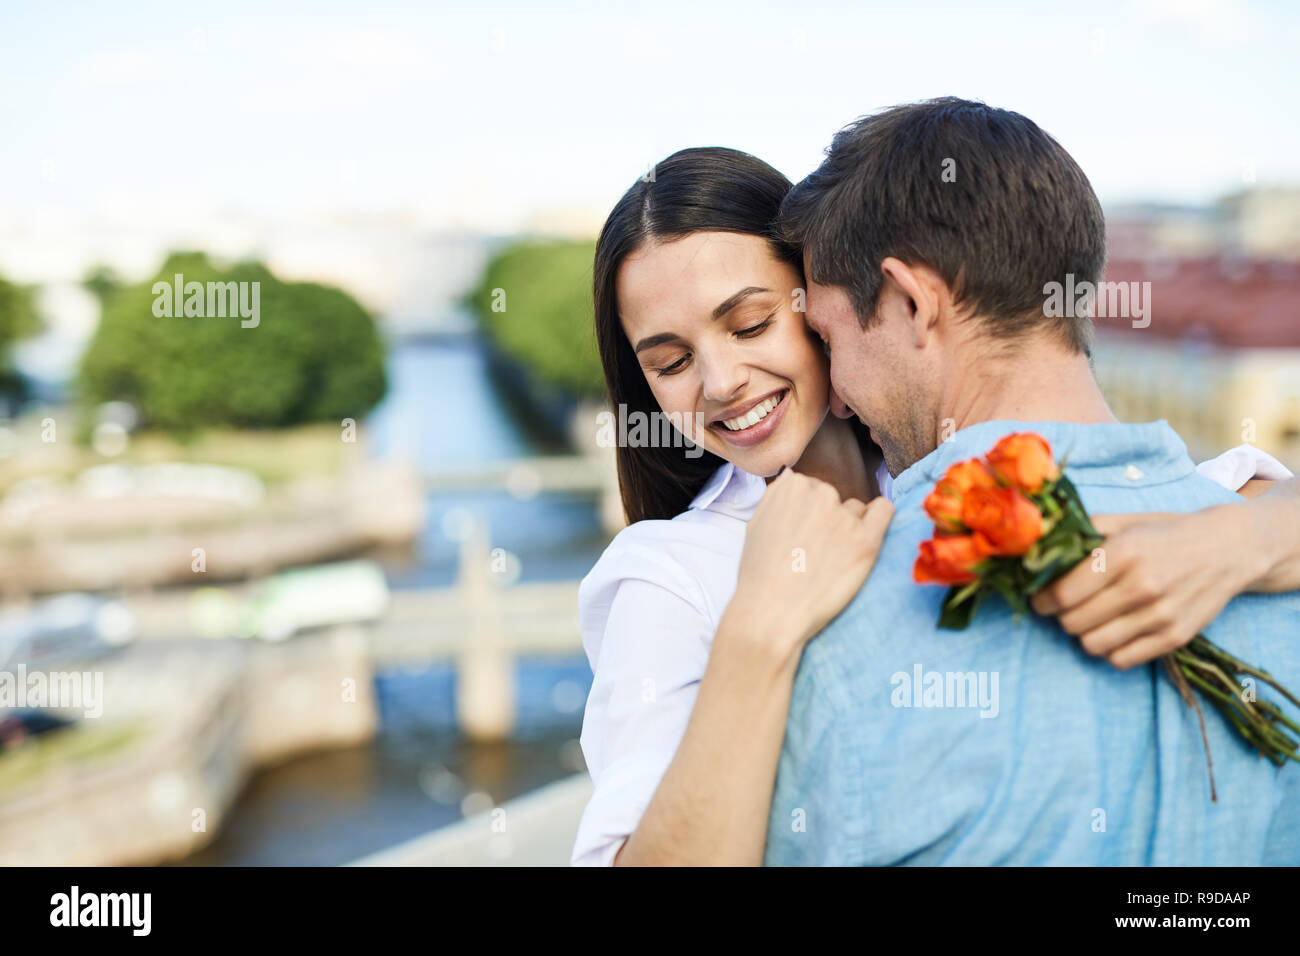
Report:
764,420,1300,865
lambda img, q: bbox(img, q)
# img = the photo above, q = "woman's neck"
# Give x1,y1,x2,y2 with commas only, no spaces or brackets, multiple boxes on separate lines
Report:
772,413,878,503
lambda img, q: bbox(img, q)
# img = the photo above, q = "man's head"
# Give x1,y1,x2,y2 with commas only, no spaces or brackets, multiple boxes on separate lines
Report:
784,97,1107,475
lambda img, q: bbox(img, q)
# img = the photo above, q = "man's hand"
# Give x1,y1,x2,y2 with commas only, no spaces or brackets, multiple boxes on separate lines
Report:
1029,508,1264,669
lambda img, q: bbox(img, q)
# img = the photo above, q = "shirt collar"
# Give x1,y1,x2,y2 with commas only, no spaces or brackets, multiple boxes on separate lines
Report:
689,458,897,520
688,462,767,519
891,418,1195,501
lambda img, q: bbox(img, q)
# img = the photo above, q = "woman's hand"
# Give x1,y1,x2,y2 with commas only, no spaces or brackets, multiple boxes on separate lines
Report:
1030,507,1266,669
726,469,894,657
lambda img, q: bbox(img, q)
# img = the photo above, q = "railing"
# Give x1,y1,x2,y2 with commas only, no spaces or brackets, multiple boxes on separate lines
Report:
423,455,607,496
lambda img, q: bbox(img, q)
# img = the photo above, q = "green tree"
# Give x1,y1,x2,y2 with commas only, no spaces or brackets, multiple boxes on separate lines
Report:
78,252,387,432
0,274,39,360
469,239,603,396
0,274,39,406
82,264,125,310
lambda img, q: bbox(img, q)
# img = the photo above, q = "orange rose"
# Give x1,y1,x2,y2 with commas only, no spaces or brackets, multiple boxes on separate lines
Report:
923,459,998,532
960,486,1044,556
913,534,992,585
986,432,1059,494
922,489,964,532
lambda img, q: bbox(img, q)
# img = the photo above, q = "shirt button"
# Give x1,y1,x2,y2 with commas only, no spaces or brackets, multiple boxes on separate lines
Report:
1124,464,1144,480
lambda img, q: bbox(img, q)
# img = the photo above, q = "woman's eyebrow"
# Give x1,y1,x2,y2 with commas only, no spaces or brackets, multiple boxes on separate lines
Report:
712,286,771,320
634,332,680,354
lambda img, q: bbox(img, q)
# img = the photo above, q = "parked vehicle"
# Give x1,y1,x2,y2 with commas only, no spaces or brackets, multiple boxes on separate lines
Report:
240,560,390,642
0,593,136,670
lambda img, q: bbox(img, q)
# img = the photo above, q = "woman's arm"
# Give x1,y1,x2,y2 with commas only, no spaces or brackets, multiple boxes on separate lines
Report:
614,472,893,865
1241,475,1300,591
1030,474,1300,670
612,605,807,865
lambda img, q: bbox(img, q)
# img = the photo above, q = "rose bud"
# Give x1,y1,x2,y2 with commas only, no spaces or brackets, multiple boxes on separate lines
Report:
960,486,1044,556
913,534,992,585
923,460,998,532
986,432,1059,494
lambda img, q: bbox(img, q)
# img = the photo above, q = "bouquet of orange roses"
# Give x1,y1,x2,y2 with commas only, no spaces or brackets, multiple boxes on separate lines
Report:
914,431,1300,798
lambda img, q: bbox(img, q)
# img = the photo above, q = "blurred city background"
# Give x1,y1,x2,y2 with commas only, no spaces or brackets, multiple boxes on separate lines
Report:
0,1,1297,865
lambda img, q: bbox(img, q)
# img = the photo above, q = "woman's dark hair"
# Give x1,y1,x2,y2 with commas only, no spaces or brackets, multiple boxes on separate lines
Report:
593,146,877,524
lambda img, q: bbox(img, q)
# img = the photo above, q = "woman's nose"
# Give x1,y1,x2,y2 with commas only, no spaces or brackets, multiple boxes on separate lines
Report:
697,350,748,403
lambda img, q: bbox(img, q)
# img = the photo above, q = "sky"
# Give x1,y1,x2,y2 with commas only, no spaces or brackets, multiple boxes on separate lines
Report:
1,0,1298,248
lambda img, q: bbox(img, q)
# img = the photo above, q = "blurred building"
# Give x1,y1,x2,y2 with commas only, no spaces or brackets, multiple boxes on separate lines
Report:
1218,188,1300,259
1107,187,1300,262
1105,203,1220,260
1092,256,1300,470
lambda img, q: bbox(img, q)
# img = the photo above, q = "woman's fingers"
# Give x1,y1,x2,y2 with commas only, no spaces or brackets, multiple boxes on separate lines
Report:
842,497,869,520
1033,507,1250,672
1054,570,1158,637
1089,511,1174,538
1031,559,1108,616
1070,594,1179,663
1106,630,1189,670
860,495,894,541
1032,514,1171,617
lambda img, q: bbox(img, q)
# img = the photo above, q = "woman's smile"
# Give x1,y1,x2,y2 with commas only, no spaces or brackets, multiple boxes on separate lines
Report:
708,388,790,448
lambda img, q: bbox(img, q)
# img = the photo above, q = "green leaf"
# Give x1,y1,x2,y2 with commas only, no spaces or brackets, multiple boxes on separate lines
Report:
939,586,983,630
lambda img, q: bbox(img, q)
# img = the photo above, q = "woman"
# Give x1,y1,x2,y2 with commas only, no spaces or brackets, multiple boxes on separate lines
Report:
572,146,1299,866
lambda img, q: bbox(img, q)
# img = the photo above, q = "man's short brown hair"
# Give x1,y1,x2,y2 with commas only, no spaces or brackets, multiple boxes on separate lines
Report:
781,97,1106,353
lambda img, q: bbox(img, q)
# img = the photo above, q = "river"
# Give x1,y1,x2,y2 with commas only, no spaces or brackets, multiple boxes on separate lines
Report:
175,332,608,866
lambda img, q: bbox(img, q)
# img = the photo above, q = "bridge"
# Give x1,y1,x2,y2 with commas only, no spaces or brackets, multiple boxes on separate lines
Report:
423,454,609,496
424,452,625,533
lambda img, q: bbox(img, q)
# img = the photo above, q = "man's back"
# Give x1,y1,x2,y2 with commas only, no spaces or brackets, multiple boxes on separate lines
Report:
764,420,1300,865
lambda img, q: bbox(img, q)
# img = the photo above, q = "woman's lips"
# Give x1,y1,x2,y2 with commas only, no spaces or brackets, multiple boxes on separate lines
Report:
708,389,789,448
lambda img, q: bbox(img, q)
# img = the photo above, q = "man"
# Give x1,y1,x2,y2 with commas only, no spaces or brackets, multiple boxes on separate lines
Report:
764,97,1300,864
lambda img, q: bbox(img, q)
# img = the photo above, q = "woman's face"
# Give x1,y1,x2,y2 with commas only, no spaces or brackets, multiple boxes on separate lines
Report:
616,231,831,477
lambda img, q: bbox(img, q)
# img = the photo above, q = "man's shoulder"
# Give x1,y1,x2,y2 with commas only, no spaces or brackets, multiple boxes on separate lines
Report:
795,499,950,694
801,469,1300,702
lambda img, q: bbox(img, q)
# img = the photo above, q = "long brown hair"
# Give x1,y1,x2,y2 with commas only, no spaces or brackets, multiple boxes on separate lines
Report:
593,146,876,524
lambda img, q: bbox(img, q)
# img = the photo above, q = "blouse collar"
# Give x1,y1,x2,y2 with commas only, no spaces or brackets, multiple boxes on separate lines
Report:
688,462,767,520
689,459,894,520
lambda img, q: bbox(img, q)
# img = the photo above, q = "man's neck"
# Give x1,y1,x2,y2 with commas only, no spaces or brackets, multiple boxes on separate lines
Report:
941,339,1118,434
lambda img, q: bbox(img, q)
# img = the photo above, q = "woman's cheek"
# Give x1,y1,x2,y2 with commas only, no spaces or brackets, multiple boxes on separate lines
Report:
651,381,701,444
784,323,831,390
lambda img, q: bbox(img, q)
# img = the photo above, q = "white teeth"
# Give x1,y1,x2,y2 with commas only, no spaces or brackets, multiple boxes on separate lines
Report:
721,392,784,431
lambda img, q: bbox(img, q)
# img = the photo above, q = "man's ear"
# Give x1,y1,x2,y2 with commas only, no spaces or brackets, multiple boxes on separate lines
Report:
879,257,940,349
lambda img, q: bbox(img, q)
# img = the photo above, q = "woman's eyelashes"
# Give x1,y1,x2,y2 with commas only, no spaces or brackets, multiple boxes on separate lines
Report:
649,313,777,377
655,354,689,377
735,315,774,338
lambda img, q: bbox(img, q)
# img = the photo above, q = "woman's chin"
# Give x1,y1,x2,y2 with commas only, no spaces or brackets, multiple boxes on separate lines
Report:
722,441,803,478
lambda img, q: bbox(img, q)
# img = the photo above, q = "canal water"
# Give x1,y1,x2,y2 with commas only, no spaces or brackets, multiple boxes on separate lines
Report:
175,332,609,866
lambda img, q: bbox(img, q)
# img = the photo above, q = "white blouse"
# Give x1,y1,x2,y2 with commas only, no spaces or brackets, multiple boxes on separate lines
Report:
570,444,1293,866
